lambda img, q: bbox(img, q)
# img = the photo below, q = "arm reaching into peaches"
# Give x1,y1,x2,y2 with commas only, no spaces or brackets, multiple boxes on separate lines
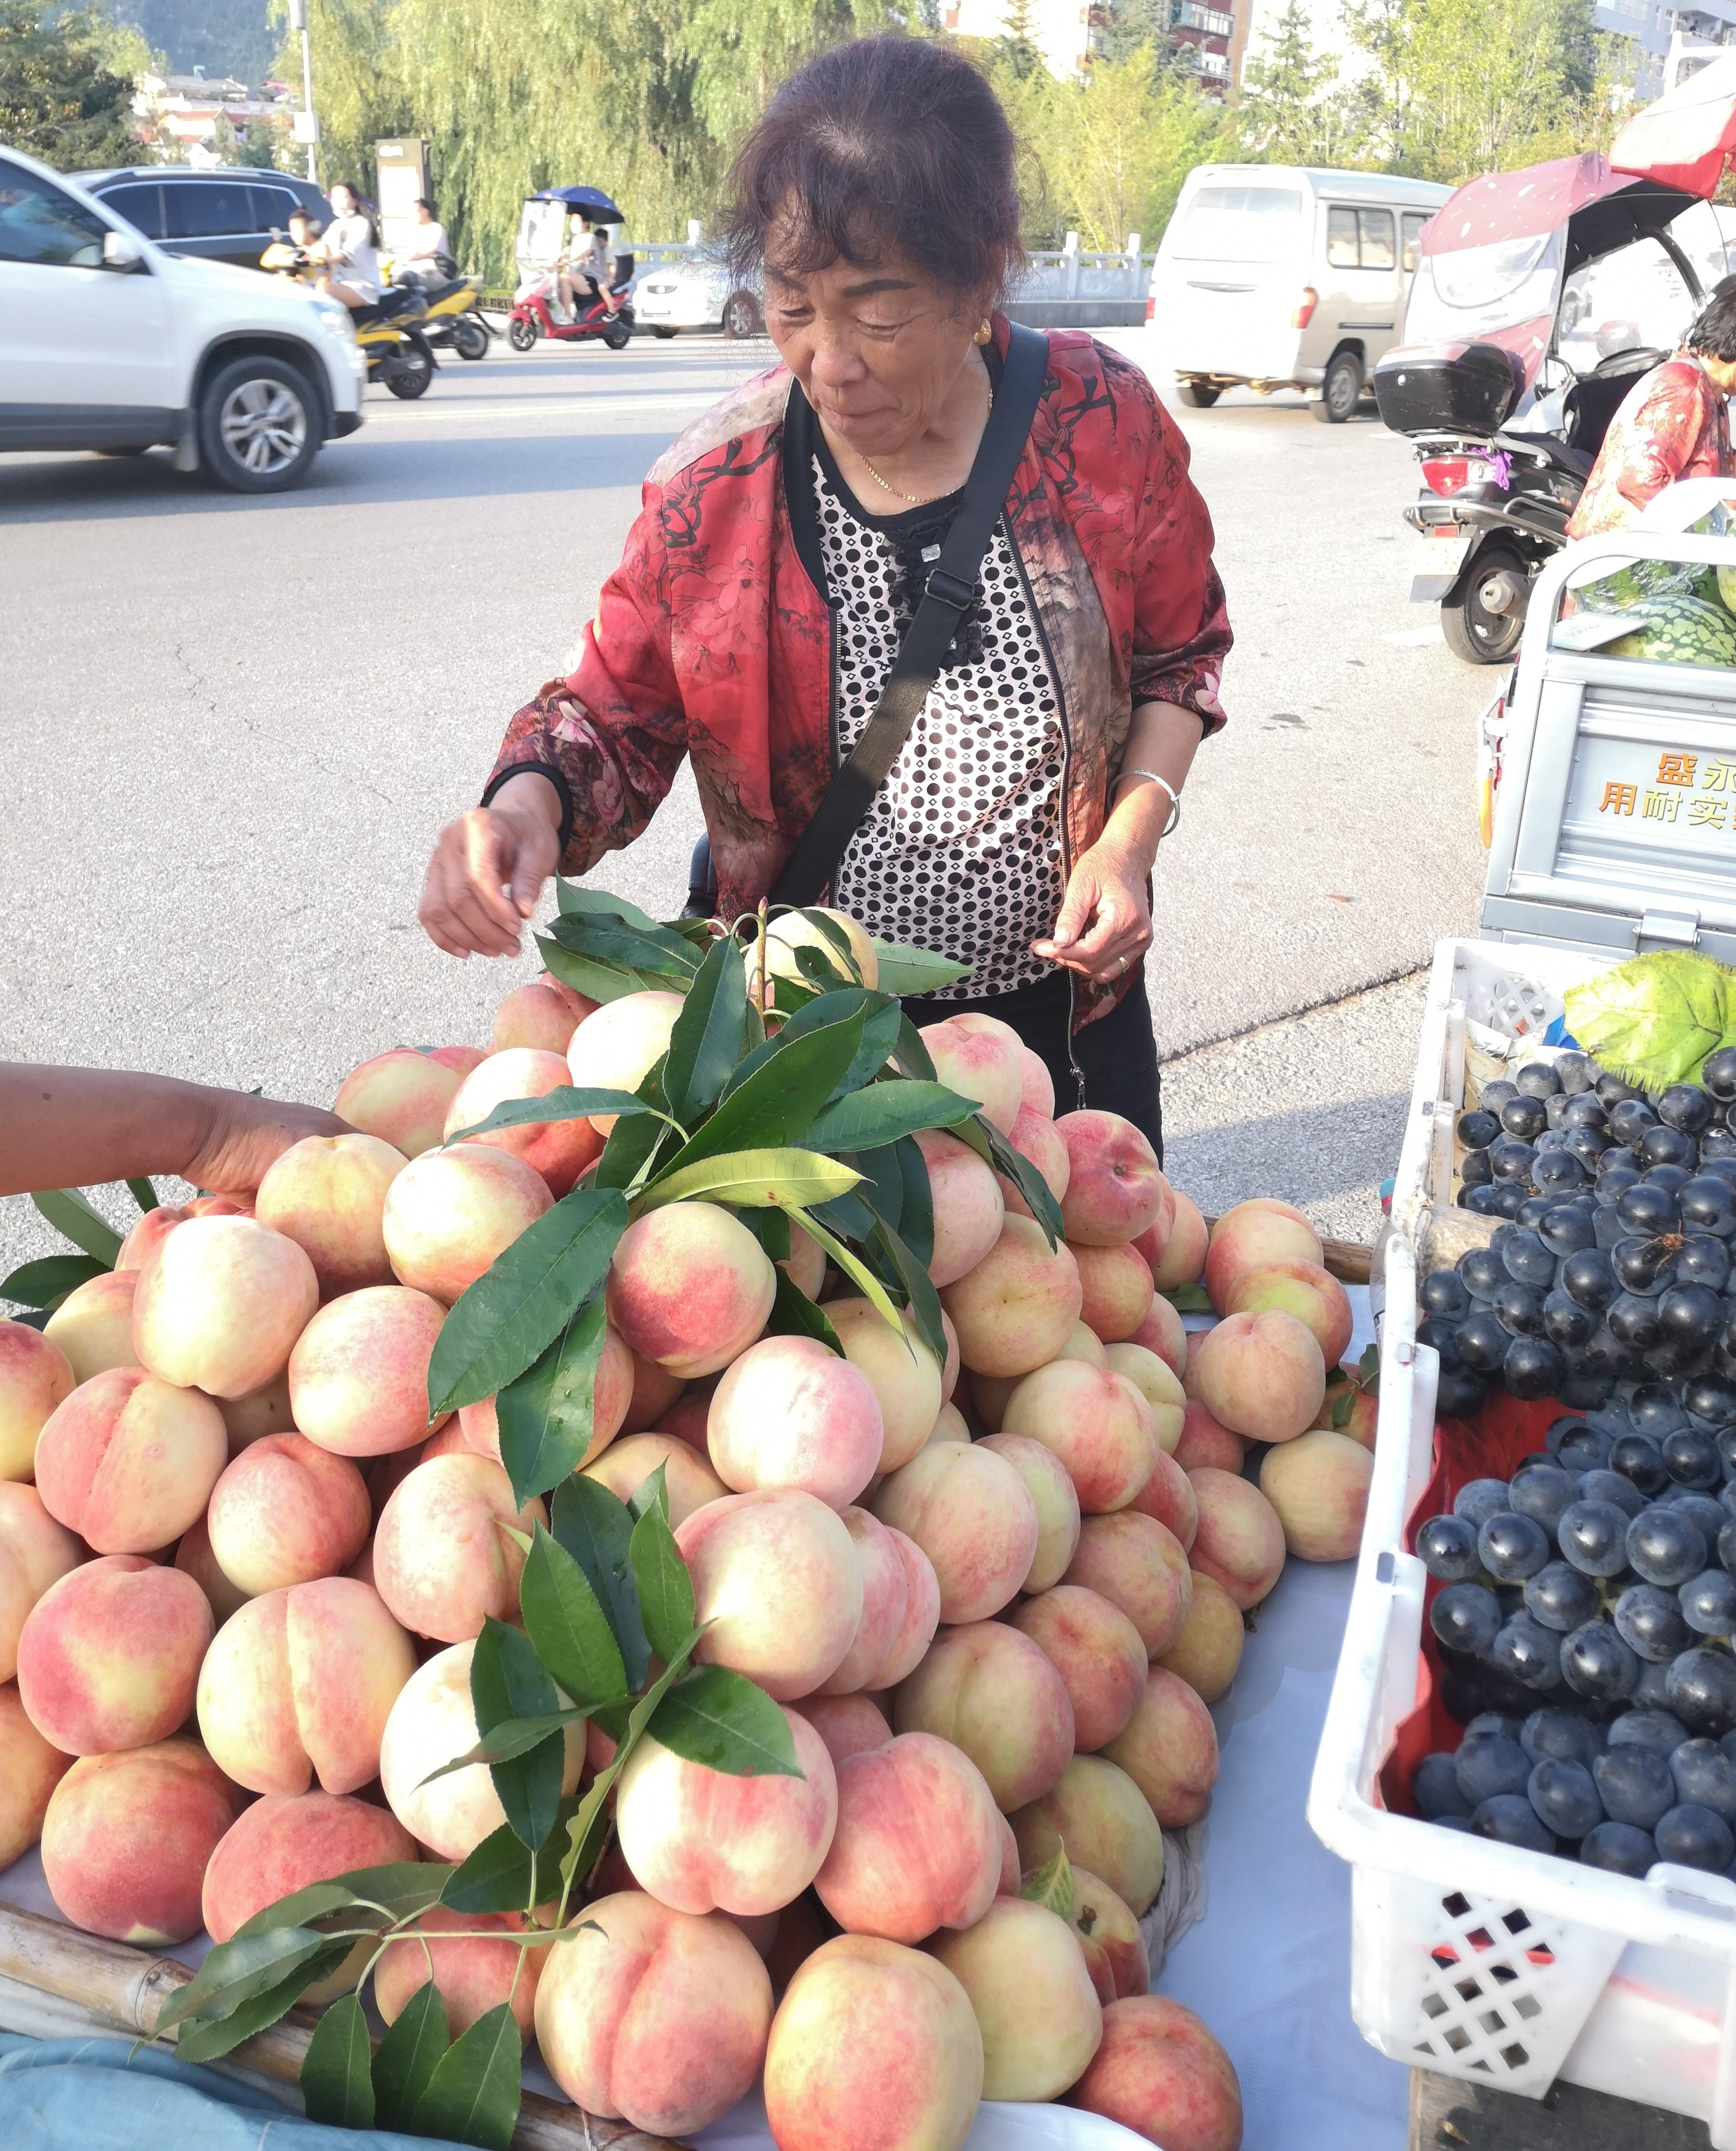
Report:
419,773,564,959
0,1066,350,1200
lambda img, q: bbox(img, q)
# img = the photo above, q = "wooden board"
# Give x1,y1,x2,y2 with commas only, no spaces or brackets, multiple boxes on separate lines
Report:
1197,1216,1376,1288
1410,2066,1712,2150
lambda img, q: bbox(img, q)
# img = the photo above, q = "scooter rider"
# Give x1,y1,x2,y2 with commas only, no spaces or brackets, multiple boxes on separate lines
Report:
317,183,381,311
399,196,455,285
556,217,620,319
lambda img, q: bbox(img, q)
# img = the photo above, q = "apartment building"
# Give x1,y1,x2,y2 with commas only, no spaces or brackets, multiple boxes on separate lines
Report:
945,0,1234,86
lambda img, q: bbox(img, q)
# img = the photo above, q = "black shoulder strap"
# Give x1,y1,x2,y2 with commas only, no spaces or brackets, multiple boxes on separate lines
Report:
770,321,1050,909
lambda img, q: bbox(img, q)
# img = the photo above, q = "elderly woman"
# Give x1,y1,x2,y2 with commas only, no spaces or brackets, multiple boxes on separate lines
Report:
418,36,1230,1153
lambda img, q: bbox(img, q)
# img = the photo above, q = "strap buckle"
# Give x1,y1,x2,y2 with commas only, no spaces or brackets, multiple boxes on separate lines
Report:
924,567,980,612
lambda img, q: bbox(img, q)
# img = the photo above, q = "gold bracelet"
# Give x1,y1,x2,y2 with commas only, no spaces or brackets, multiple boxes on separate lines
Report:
1118,766,1181,836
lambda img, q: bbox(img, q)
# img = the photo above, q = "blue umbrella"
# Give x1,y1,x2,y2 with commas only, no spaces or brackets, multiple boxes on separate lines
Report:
530,185,627,222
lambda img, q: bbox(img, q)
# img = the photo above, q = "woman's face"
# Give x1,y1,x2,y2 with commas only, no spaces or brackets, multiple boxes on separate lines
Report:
329,186,355,216
765,236,989,459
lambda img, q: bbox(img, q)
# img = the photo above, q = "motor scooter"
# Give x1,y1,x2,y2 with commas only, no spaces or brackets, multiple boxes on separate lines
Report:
507,270,633,353
392,263,493,360
261,242,437,399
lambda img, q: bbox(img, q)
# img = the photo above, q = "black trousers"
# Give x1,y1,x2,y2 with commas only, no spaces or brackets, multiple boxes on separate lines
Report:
901,965,1163,1164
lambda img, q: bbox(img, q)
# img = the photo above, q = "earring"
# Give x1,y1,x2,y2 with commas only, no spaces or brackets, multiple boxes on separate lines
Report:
974,319,993,346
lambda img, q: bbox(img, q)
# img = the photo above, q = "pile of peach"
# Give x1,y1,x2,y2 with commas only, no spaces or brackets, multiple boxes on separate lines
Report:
0,972,1380,2151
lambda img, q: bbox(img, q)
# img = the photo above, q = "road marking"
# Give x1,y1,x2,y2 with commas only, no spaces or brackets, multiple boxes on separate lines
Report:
363,392,737,423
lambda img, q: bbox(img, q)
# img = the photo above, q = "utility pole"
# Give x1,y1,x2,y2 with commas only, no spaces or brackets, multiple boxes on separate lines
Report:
288,0,319,185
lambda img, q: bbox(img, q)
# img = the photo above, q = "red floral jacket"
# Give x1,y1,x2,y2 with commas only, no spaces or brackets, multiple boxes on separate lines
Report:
486,317,1232,1017
1566,355,1731,539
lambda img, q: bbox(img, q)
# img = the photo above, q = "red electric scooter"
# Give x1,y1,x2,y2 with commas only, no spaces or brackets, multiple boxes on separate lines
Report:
507,270,634,352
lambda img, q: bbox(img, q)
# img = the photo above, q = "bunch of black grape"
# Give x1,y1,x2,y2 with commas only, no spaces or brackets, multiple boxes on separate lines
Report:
1414,1444,1736,1873
1422,1045,1736,1419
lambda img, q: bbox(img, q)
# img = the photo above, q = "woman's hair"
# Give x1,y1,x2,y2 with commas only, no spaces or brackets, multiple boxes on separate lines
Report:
721,34,1023,301
1688,282,1736,362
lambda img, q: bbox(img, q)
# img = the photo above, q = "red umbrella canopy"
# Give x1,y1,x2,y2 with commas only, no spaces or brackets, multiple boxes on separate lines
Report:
1418,152,1645,255
1610,53,1736,198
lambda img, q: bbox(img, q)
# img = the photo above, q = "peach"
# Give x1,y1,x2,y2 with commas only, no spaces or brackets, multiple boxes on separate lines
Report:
1005,1104,1070,1209
374,1453,545,1643
1001,1359,1157,1515
1226,1258,1352,1368
1203,1198,1323,1312
763,906,880,989
1105,1340,1184,1452
1010,1754,1164,1916
1189,1467,1286,1609
766,1935,983,2151
976,1431,1080,1591
218,1372,296,1451
40,1739,235,1943
818,1506,910,1696
616,1704,838,1916
1063,1511,1192,1657
656,1389,715,1453
427,1045,487,1079
133,1216,317,1400
914,1130,1005,1287
493,978,582,1055
0,1679,70,1870
197,1576,414,1795
455,1326,632,1476
536,1891,773,2134
1062,1320,1109,1366
622,1350,686,1435
566,990,686,1132
1073,1241,1155,1343
930,1896,1102,2100
925,1401,970,1446
869,1528,942,1688
608,1202,776,1378
1068,1995,1244,2151
1190,1308,1325,1443
1057,1112,1166,1247
1017,1045,1055,1117
1158,1572,1245,1702
444,1046,603,1199
173,1514,250,1624
940,1309,960,1401
1012,1585,1147,1751
1127,1442,1198,1551
287,1285,448,1457
1150,1192,1208,1291
541,971,600,1024
1315,1365,1377,1450
792,1692,892,1767
16,1555,212,1755
942,1217,1082,1381
115,1196,250,1274
1128,1290,1187,1378
872,1441,1037,1624
921,1015,1022,1135
584,1431,726,1524
34,1368,226,1554
816,1299,943,1473
254,1133,408,1297
334,1047,466,1158
0,1482,81,1681
708,1335,883,1507
893,1620,1073,1811
42,1270,140,1385
815,1732,1001,1941
1258,1428,1374,1562
205,1433,370,1595
782,1219,829,1301
381,1145,553,1305
1069,1865,1150,2002
1175,1399,1245,1474
677,1488,862,1699
377,1908,544,2041
0,1319,75,1481
1104,1665,1220,1826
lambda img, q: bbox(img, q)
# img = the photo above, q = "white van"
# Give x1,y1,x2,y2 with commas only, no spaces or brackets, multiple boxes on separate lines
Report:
1147,164,1453,422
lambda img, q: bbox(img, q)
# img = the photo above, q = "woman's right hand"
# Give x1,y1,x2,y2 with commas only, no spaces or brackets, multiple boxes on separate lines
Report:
418,773,563,957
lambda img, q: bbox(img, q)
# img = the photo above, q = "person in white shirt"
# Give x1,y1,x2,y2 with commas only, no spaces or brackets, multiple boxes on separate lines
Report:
317,183,380,309
400,197,453,285
556,219,618,319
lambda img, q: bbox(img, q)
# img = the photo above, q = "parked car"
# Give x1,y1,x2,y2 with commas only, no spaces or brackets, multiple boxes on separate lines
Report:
1147,164,1454,421
0,144,364,492
72,165,329,273
633,251,763,340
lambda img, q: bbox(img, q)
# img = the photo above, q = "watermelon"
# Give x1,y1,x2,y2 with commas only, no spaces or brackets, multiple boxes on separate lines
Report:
1606,595,1736,668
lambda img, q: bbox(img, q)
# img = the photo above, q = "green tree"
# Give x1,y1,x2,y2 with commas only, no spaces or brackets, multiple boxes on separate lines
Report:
995,0,1043,79
1237,0,1355,164
0,0,142,165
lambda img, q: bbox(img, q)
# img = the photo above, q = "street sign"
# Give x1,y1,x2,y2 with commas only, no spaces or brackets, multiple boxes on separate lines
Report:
376,137,431,262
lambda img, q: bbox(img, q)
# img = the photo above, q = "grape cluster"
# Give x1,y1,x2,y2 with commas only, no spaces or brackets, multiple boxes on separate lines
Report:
1416,1441,1736,1873
1425,1047,1736,1419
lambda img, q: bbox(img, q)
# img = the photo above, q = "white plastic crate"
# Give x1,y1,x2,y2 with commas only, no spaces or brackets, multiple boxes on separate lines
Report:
1308,936,1736,2136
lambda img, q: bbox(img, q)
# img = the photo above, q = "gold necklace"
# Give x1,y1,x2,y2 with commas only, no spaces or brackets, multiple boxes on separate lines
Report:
859,380,993,506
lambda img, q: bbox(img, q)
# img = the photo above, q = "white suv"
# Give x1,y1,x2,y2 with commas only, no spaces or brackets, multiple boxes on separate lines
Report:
0,143,365,493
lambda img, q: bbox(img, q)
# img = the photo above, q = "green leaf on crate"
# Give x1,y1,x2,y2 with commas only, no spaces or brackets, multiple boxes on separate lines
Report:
0,1254,107,1310
800,1081,976,1154
627,1462,670,1523
444,1088,672,1146
893,1135,934,1270
630,1494,696,1662
951,1115,1063,1245
592,1101,671,1192
794,1211,907,1336
560,1634,703,1893
408,2001,523,2151
300,1993,375,2130
549,1476,651,1689
471,1616,564,1853
869,1215,946,1365
441,1802,576,1914
1165,1282,1212,1313
172,1947,352,2065
767,1267,843,1355
639,1146,864,1213
684,1006,870,1163
426,1188,627,1416
869,939,973,996
30,1188,121,1267
892,1012,938,1082
650,1664,806,1778
370,1980,450,2133
1020,1844,1075,1922
662,931,749,1123
519,1524,628,1708
555,881,663,931
126,1177,159,1214
536,934,660,1007
154,1926,335,2041
496,1294,610,1508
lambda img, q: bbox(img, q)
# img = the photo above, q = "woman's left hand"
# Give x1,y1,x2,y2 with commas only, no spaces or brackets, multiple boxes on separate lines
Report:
1032,837,1153,984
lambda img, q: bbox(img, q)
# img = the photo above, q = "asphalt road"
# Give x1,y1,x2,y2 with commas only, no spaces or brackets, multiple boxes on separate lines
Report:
0,334,1489,1270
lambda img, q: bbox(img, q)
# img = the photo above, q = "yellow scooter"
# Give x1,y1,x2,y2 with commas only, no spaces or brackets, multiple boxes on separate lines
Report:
260,242,436,400
388,260,493,361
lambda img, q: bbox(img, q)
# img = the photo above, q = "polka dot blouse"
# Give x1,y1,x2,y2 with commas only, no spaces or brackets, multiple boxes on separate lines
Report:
814,452,1068,1001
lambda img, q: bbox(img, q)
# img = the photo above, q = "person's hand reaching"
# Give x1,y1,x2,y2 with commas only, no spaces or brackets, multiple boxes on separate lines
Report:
1032,836,1154,985
419,774,563,958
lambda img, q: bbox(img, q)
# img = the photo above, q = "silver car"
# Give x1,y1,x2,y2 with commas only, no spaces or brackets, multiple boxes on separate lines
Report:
633,251,763,340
